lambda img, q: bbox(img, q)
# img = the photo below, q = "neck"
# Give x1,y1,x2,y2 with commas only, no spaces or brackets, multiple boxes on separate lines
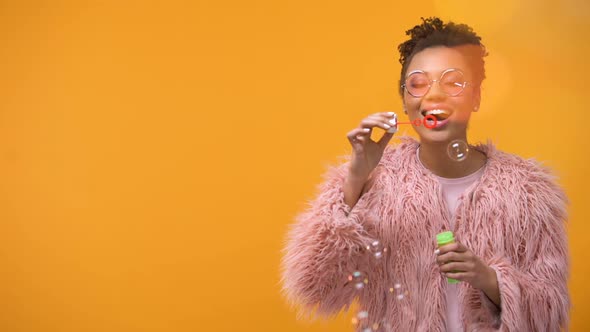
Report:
418,138,486,178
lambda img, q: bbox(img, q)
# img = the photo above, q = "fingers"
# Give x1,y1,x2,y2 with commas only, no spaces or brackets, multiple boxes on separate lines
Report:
439,261,474,273
436,242,467,255
434,241,490,287
372,112,397,146
443,271,471,281
347,127,371,144
347,112,398,146
360,112,397,132
436,248,472,266
436,251,457,265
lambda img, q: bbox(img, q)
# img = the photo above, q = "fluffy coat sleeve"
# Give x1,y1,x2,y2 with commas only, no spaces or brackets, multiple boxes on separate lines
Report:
476,161,570,331
280,160,382,318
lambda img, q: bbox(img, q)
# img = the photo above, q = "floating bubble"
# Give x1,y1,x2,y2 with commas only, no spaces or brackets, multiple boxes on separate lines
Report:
352,311,369,329
353,313,392,331
357,311,369,319
447,139,469,162
388,282,406,301
367,240,384,259
348,271,367,290
397,289,410,301
352,311,374,332
380,321,393,332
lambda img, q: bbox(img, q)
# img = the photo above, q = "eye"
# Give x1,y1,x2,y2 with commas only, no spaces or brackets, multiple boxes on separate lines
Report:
441,71,464,87
443,81,463,88
407,75,428,89
410,81,428,89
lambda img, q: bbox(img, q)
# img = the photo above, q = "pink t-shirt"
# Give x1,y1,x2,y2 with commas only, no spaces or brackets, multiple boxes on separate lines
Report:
417,148,486,332
437,168,485,332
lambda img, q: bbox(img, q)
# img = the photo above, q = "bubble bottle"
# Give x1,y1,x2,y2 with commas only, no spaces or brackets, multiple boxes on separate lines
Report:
436,231,459,284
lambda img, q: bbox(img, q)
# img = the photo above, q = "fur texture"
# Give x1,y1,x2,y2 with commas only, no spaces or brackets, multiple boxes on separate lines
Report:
281,136,569,331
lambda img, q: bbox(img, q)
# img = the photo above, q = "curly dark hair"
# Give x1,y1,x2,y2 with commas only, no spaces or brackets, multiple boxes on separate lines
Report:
397,17,488,96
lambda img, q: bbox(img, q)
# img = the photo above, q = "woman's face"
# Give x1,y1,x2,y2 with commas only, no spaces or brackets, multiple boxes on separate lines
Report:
402,46,481,144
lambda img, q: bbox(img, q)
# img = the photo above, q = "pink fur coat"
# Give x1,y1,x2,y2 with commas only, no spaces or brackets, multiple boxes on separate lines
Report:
281,137,569,331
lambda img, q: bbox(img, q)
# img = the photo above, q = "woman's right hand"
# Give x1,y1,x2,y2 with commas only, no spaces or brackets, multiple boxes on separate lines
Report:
346,112,397,181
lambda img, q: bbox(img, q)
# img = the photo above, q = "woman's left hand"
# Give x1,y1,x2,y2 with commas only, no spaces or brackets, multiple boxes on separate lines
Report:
435,242,497,292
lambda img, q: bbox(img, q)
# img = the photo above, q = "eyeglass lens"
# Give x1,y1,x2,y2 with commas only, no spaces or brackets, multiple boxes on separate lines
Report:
405,70,465,97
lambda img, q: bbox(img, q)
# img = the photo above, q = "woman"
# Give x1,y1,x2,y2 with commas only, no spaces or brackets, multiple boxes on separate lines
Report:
281,17,570,331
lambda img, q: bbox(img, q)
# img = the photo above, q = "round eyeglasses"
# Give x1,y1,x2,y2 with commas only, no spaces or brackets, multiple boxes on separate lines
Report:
402,68,469,97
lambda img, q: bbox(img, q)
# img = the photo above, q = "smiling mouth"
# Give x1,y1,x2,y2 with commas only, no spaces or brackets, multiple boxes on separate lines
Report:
421,109,452,121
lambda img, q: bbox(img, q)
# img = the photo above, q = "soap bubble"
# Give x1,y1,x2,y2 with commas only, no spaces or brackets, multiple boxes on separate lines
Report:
366,240,384,259
357,310,368,319
351,310,376,332
389,282,406,301
447,139,469,162
380,321,393,332
348,271,368,290
351,310,368,328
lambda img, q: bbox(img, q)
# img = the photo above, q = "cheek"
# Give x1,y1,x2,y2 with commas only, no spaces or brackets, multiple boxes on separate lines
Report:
449,98,475,124
403,95,421,108
454,96,476,111
455,110,473,124
405,99,422,117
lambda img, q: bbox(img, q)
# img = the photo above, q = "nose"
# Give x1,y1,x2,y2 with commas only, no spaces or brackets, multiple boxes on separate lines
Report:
423,80,446,101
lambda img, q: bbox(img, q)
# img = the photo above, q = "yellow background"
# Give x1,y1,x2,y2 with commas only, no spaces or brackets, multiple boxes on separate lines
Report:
0,0,589,331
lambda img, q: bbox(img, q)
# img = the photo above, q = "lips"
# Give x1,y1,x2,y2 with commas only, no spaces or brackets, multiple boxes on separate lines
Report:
419,108,453,129
421,109,452,121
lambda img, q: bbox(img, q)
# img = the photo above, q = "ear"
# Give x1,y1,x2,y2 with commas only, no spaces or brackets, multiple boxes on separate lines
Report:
473,86,481,112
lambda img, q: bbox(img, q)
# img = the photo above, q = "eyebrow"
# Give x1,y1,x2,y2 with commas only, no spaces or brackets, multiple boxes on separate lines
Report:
405,68,462,77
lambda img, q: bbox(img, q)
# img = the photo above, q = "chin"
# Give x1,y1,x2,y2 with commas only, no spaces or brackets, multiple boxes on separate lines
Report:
416,128,463,145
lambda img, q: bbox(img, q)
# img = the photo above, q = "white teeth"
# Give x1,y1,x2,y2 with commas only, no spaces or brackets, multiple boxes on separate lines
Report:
424,109,449,116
